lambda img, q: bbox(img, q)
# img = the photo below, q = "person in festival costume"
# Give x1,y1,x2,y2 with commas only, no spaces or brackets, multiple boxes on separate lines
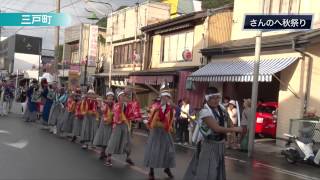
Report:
47,84,61,133
56,88,69,136
183,87,243,180
80,89,100,149
104,89,137,167
41,79,54,125
144,88,176,180
71,88,84,142
61,90,78,137
25,79,41,122
52,86,68,134
93,90,115,159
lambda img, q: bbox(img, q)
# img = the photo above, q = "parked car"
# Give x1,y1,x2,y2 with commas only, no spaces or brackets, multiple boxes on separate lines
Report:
256,102,278,138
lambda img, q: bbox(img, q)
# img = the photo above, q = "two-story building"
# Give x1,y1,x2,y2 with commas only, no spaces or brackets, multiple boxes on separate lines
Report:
63,24,106,90
95,1,171,95
129,5,233,108
188,0,320,144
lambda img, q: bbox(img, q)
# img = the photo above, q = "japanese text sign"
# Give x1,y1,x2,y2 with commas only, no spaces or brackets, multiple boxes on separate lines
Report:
244,15,312,30
0,13,71,26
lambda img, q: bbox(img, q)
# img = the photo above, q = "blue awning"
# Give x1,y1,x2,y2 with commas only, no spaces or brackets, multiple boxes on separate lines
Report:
188,57,300,82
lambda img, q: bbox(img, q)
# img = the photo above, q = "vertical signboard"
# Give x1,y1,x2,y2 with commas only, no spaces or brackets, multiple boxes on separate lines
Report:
88,25,98,67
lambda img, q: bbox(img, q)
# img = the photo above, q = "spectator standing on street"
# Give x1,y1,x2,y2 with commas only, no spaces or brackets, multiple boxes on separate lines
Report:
25,80,40,122
41,79,52,125
227,100,238,149
223,96,230,109
178,98,191,145
240,98,251,152
175,99,183,142
183,87,242,180
0,80,13,116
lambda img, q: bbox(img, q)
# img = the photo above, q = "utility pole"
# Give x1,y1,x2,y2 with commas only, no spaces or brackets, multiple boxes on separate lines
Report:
248,31,262,158
248,2,264,158
108,13,113,89
84,56,88,86
55,0,60,81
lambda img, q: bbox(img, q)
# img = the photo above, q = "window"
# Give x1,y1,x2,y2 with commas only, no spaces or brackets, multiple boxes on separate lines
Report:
263,0,300,14
71,51,79,64
162,30,194,62
113,41,144,66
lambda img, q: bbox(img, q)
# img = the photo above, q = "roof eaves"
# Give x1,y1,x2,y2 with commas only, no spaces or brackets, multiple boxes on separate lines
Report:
141,11,207,32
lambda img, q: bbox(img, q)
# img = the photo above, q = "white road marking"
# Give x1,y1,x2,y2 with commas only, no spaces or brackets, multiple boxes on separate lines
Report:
0,130,10,134
225,156,247,163
3,139,28,149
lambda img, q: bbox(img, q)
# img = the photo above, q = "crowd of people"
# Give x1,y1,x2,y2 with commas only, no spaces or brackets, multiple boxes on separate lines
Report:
23,78,251,180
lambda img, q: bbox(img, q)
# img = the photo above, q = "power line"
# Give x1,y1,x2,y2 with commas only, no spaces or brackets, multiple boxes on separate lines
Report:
70,0,84,23
11,0,83,35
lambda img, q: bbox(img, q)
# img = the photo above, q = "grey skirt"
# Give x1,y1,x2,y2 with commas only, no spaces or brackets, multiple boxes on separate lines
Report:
106,123,131,155
143,128,176,168
56,108,67,135
25,110,37,122
23,106,30,121
80,114,99,143
48,104,61,126
184,140,226,180
62,112,75,133
23,104,30,120
72,117,83,137
93,120,113,147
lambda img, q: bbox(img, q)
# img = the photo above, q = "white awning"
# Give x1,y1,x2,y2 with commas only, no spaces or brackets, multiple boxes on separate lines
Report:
188,57,299,82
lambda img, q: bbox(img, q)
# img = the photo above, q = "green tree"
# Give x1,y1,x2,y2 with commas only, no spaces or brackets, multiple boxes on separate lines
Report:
200,0,234,9
96,16,107,27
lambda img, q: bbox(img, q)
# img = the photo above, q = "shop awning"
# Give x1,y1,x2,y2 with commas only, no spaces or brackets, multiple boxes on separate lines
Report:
128,75,174,85
93,71,130,77
188,57,299,82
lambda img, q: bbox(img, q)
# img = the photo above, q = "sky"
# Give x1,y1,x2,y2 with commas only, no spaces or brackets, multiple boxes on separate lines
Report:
0,0,146,50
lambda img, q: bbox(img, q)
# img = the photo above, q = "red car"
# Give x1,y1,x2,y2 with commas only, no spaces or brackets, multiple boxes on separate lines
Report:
256,102,278,138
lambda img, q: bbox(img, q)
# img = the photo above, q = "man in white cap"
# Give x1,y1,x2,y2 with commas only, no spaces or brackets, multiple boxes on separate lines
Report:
144,88,175,180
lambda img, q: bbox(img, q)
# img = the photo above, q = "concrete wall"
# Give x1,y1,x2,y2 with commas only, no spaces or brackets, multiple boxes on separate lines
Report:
277,59,306,145
231,0,320,40
305,43,320,117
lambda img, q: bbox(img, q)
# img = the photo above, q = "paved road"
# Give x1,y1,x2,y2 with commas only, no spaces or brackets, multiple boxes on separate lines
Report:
0,115,319,180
